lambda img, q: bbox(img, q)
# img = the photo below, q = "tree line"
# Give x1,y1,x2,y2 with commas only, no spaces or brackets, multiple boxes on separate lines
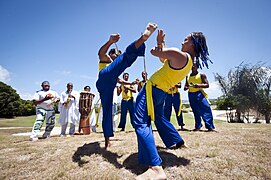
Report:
0,82,35,118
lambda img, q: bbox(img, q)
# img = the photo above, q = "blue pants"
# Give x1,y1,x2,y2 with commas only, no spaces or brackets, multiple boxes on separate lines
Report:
133,86,184,166
188,91,215,130
96,41,145,138
118,98,134,130
164,92,184,126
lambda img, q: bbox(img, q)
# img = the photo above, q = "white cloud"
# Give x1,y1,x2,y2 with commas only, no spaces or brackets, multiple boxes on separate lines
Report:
19,92,33,100
0,65,11,84
15,89,33,100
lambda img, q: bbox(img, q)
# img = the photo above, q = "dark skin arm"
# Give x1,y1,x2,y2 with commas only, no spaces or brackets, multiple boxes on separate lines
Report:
126,85,136,93
117,84,137,96
33,95,60,105
193,74,209,88
98,34,120,63
137,83,143,92
117,86,122,96
184,74,209,90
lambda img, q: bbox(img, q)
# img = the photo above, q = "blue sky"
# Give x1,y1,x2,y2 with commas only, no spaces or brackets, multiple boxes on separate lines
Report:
1,0,271,101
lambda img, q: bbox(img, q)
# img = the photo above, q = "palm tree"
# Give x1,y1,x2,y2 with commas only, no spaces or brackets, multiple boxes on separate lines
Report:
215,62,271,123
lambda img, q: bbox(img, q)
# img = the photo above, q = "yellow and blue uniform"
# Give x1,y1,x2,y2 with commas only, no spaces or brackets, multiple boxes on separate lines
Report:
187,72,215,130
133,54,192,166
164,86,184,126
118,85,134,130
96,41,145,138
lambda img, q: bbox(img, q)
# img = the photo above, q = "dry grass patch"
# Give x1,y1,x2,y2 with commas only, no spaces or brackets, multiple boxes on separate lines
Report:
0,122,270,179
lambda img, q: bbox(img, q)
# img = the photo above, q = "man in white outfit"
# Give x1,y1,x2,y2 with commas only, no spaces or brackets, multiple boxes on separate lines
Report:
58,82,80,136
30,81,60,141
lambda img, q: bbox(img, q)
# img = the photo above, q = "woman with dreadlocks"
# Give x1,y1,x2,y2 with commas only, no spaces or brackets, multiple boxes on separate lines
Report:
133,30,212,180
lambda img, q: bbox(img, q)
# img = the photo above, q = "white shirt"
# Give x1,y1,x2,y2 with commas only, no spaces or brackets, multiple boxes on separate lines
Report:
33,89,60,111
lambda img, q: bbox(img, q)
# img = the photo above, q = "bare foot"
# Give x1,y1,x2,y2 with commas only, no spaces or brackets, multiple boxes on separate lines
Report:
105,137,111,150
136,166,166,180
142,22,158,41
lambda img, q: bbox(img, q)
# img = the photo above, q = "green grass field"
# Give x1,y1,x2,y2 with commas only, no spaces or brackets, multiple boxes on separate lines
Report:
0,112,223,130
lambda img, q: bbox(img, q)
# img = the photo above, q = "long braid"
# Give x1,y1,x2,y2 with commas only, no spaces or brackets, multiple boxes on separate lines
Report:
191,32,213,69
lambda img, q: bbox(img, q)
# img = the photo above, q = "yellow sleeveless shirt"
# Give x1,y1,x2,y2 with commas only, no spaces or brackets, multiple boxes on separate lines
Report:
121,85,133,100
187,72,209,103
146,54,192,120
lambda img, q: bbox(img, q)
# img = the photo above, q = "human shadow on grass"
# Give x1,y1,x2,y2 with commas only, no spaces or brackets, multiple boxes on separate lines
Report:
72,140,123,168
72,141,190,175
122,147,190,175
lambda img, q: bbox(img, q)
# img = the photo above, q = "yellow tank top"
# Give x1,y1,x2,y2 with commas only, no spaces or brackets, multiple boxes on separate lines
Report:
121,85,133,100
140,81,146,87
146,54,193,120
188,72,210,103
188,73,202,92
99,62,110,72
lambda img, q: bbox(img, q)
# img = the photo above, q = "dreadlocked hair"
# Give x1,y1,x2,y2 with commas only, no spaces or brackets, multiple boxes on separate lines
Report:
191,32,213,69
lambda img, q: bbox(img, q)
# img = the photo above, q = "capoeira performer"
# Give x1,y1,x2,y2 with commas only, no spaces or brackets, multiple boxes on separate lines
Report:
117,72,136,131
96,22,158,149
184,62,215,131
164,82,185,130
137,71,148,92
30,81,60,141
133,30,212,179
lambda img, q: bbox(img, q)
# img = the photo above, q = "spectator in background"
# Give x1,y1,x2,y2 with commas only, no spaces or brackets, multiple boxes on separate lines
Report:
30,81,60,141
58,82,80,137
137,71,148,92
184,62,215,131
117,72,136,131
164,82,185,130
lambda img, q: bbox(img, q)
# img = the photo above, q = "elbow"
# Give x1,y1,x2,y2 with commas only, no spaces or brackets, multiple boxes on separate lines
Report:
150,49,155,56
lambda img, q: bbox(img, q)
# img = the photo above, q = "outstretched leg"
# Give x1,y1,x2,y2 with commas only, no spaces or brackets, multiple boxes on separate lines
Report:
98,22,157,150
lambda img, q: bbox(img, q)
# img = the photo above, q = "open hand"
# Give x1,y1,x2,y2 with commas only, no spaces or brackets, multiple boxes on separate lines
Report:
157,29,165,44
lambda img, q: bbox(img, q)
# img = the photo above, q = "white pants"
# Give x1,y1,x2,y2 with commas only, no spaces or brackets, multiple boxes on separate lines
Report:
60,123,76,135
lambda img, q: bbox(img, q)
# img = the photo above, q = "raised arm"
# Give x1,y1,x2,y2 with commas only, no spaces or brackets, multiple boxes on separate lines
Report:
117,77,139,86
98,34,120,62
150,29,188,69
116,85,122,96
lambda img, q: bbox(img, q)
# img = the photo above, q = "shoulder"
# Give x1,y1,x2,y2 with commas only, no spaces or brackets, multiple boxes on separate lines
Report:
99,55,112,63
